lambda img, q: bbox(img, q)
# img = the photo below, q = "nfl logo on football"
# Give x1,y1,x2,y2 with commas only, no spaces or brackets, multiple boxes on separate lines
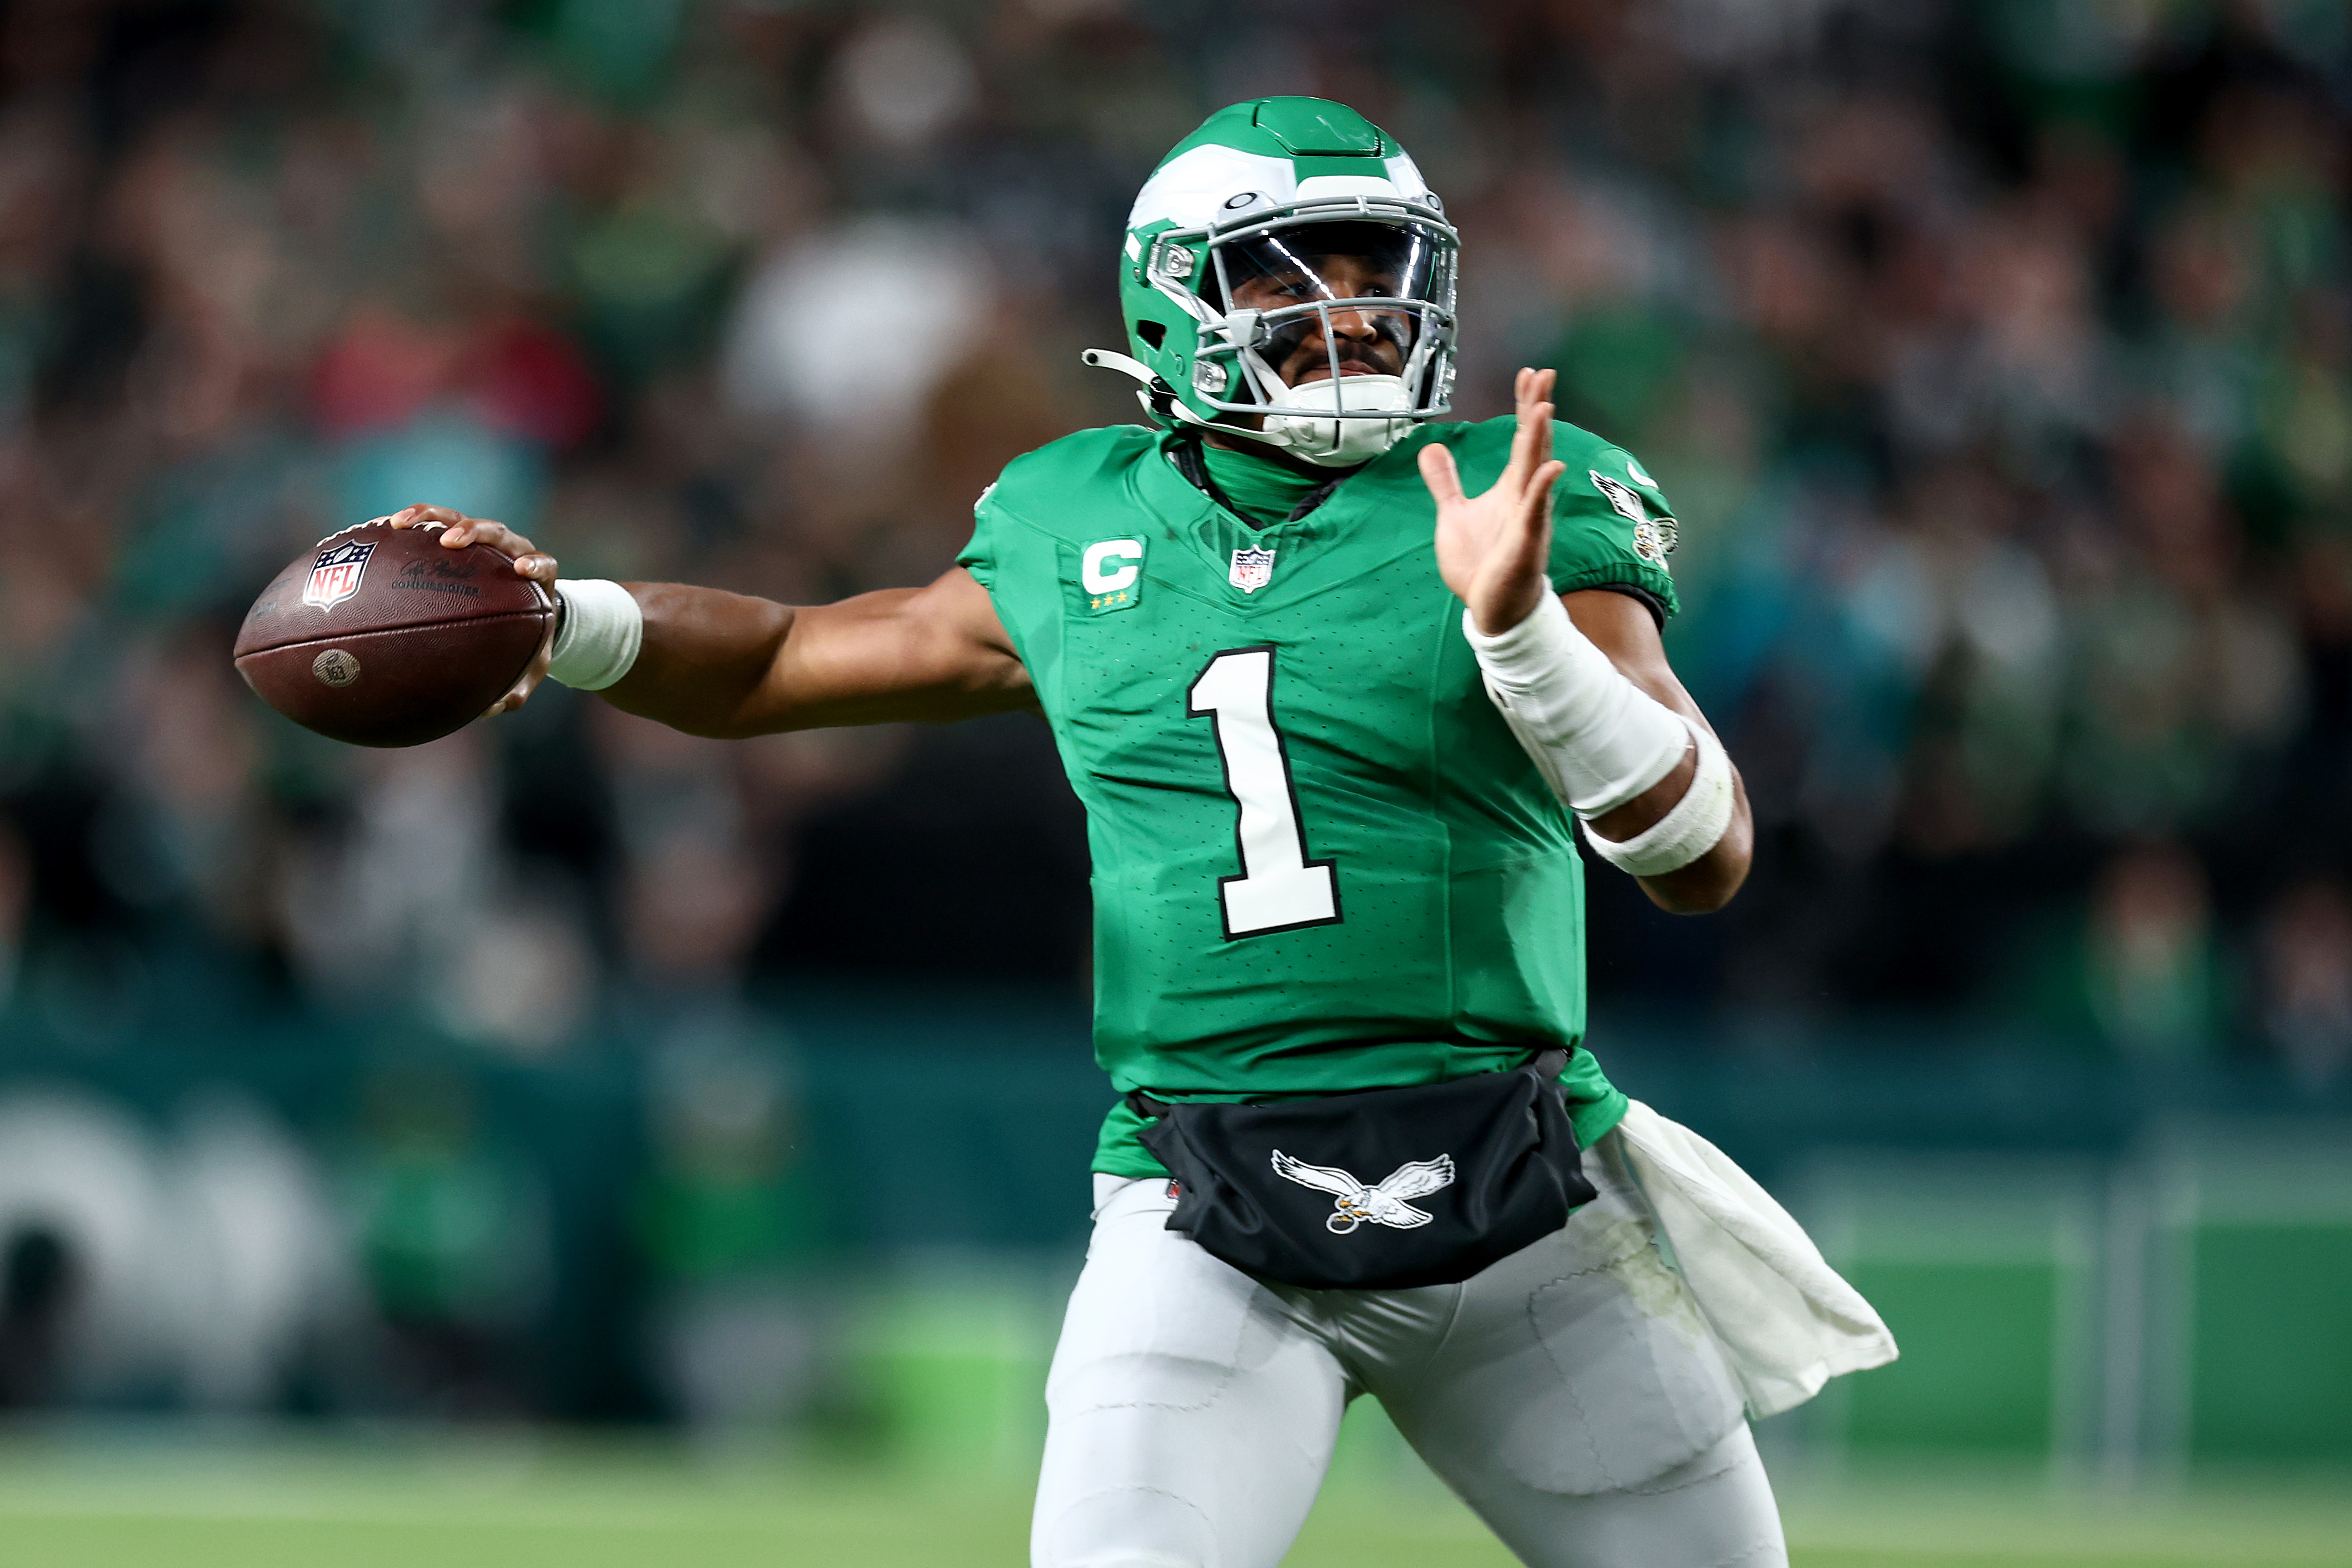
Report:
303,539,377,611
1229,547,1276,594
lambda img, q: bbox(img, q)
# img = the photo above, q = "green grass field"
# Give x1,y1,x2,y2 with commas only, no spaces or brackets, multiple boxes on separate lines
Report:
0,1424,2344,1567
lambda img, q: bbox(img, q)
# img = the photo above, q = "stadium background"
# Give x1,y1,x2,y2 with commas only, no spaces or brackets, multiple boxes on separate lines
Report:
0,1,2347,1563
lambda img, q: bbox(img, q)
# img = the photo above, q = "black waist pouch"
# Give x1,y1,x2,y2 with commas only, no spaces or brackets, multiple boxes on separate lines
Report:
1129,1050,1596,1291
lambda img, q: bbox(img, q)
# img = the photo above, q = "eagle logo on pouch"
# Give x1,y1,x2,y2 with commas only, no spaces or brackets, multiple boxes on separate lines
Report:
1271,1150,1455,1234
303,539,377,611
1229,546,1276,593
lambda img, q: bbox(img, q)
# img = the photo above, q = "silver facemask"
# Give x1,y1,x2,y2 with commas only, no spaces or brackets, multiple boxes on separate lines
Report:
1190,212,1457,466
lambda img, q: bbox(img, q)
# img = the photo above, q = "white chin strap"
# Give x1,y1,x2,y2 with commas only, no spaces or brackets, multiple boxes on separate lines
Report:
1259,374,1417,467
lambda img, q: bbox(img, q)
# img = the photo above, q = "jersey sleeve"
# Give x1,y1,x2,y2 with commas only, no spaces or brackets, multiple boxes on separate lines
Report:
1546,435,1679,617
955,482,1001,589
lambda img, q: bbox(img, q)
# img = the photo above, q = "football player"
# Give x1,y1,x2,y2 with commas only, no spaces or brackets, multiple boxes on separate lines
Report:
395,98,1887,1568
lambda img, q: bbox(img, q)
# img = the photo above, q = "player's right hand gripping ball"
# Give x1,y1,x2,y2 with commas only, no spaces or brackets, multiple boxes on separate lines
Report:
233,519,554,747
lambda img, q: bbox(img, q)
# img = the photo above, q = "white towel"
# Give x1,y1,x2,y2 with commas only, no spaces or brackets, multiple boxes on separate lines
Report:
1614,1098,1899,1418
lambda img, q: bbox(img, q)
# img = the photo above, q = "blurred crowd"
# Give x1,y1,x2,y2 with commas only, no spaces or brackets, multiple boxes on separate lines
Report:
0,0,2348,1425
4,1,2352,1090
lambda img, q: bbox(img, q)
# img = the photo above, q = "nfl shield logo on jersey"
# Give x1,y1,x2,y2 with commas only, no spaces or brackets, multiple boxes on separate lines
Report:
303,539,377,611
1229,546,1276,594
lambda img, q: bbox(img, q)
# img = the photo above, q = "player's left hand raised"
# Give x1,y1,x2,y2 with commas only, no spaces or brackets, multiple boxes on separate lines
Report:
1421,367,1567,636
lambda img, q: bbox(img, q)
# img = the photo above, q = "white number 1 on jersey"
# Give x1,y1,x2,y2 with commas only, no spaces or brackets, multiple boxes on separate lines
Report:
1189,647,1341,939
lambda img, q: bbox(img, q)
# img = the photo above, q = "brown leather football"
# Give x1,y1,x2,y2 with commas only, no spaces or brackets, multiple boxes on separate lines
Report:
233,521,555,747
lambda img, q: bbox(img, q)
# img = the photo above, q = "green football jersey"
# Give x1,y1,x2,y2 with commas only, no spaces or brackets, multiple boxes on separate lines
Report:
957,417,1680,1178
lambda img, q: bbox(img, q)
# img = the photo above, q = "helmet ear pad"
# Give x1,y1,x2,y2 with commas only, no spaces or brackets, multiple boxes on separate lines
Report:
1118,225,1209,401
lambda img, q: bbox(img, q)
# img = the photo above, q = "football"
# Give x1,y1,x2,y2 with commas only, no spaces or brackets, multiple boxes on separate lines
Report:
233,520,555,747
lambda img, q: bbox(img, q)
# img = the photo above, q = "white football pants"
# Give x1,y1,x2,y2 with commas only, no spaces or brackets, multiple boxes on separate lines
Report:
1031,1130,1787,1568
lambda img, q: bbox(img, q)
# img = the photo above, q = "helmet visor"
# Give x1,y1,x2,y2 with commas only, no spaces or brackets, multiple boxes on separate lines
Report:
1202,217,1455,408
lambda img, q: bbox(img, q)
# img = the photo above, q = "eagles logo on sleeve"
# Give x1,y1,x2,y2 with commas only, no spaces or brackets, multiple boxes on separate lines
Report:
1588,470,1679,571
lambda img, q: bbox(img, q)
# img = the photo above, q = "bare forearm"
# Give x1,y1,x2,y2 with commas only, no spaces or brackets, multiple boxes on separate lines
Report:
596,577,1034,738
375,509,1027,735
596,582,796,737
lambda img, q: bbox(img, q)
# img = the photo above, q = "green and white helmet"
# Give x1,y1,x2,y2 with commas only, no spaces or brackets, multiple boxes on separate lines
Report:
1085,97,1458,467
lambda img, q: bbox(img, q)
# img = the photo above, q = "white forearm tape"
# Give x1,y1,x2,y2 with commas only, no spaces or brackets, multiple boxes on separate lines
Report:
1465,591,1734,877
1580,717,1735,877
1465,591,1690,814
547,578,643,691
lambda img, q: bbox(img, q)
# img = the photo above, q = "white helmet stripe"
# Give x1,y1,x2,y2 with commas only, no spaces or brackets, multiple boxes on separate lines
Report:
1128,146,1300,230
1128,144,1439,232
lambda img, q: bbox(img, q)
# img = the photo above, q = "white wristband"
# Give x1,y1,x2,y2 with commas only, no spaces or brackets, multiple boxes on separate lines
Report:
1464,590,1690,815
1580,716,1735,878
548,578,643,691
